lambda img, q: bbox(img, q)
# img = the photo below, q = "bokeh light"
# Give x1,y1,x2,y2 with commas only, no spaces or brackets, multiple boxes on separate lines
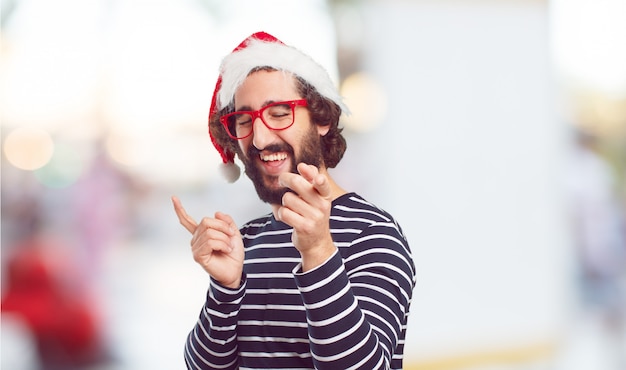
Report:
340,72,388,132
104,132,151,168
3,127,55,170
33,142,87,188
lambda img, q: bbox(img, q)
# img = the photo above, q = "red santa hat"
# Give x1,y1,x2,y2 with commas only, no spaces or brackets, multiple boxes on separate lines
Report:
208,31,347,182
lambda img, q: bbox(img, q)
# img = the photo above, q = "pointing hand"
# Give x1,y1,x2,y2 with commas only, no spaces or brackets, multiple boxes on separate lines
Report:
172,196,244,288
276,163,336,271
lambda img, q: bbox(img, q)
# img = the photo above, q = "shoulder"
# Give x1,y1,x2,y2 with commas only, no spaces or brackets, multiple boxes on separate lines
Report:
332,193,411,255
331,193,404,234
334,194,416,289
332,193,393,221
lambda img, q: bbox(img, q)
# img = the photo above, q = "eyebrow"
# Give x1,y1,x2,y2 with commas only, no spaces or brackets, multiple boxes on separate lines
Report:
235,100,279,112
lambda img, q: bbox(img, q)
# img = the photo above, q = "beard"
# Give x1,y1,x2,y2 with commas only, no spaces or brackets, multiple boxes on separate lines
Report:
240,126,325,205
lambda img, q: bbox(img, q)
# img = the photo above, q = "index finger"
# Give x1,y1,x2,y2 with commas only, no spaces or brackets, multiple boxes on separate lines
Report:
297,163,331,199
171,196,198,234
312,172,331,199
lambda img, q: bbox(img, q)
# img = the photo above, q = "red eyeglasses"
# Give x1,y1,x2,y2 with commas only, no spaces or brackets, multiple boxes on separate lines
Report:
219,99,308,139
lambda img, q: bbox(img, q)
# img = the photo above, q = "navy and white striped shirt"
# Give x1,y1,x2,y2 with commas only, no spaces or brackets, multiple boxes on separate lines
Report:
185,193,416,369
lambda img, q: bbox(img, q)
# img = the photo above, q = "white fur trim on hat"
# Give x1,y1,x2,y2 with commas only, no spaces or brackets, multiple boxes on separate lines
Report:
217,38,348,114
219,161,241,183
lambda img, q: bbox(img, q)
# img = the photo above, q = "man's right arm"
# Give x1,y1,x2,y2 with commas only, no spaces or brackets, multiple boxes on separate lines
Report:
171,196,246,369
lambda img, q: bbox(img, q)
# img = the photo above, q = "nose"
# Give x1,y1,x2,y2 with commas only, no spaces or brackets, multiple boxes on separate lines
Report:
251,116,275,150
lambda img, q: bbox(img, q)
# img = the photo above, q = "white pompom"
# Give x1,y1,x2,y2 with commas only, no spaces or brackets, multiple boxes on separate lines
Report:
220,162,241,183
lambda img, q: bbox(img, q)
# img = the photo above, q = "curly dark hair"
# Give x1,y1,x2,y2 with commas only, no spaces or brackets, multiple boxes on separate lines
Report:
208,69,347,169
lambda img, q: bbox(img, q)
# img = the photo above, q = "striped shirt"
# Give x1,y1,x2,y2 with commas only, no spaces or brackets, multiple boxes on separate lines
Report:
184,193,416,369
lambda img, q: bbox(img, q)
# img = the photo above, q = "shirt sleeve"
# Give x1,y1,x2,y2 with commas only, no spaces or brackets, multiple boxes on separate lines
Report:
293,223,415,370
184,275,246,370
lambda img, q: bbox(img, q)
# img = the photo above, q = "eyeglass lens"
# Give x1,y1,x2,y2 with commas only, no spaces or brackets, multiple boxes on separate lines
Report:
227,102,295,139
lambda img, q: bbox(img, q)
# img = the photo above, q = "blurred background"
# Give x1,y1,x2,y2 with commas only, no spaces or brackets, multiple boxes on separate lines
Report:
1,0,624,369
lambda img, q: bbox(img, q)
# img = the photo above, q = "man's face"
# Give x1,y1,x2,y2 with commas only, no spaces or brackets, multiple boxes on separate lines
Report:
233,70,329,205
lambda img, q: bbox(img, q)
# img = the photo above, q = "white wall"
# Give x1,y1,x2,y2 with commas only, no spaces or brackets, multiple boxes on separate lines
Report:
334,1,575,362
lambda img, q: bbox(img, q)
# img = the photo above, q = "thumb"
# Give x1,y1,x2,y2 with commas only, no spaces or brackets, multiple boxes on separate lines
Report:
215,212,239,235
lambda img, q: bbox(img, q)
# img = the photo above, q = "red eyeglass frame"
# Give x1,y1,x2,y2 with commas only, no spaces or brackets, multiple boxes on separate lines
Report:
219,99,308,140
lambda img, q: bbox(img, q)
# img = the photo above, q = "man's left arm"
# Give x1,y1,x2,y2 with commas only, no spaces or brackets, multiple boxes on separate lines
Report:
277,163,415,369
293,224,415,369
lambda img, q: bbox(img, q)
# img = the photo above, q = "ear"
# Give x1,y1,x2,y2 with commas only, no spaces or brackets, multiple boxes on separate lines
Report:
317,124,330,137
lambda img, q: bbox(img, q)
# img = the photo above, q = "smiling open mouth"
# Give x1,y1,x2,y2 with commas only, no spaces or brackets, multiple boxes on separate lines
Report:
260,152,288,162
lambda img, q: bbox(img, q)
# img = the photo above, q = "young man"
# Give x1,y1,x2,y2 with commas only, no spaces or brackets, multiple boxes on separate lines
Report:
172,32,415,370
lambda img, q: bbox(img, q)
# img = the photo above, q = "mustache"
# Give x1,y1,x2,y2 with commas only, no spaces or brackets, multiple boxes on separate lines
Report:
247,144,294,158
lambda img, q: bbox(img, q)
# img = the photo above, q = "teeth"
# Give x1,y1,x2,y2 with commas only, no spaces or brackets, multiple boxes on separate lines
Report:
261,153,287,162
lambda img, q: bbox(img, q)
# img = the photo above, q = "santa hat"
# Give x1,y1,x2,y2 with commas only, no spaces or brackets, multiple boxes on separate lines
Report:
208,31,347,182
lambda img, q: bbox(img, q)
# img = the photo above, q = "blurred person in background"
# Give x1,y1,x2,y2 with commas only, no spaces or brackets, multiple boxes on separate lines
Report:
1,209,109,370
172,31,416,369
566,128,626,360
